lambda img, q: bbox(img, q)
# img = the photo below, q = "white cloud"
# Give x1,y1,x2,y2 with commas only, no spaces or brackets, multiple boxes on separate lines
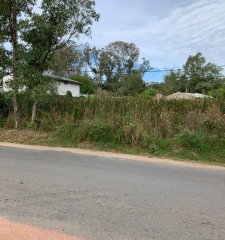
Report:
80,0,225,70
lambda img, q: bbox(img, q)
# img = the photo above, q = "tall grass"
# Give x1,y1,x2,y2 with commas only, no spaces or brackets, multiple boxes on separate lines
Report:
33,96,225,148
1,94,225,156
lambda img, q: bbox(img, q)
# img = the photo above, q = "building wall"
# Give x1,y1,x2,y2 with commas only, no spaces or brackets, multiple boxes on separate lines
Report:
2,75,81,97
57,82,80,97
3,75,13,92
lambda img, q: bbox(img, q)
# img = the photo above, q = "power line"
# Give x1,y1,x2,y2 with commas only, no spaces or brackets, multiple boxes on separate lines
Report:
50,64,225,75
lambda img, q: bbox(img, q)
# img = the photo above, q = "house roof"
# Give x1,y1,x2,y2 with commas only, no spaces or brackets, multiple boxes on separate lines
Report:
166,92,211,100
2,73,81,85
43,73,81,85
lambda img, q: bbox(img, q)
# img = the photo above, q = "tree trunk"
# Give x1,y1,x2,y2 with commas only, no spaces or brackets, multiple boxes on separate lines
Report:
13,92,20,129
31,102,37,123
11,1,20,130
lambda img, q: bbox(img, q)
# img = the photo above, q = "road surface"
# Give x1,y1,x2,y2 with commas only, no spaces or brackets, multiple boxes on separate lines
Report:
0,145,225,240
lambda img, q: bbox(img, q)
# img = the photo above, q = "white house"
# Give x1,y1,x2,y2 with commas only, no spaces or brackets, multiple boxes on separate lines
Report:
1,74,81,97
44,73,81,97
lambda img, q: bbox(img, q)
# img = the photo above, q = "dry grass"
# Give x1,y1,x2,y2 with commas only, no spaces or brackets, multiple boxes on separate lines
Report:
0,129,48,144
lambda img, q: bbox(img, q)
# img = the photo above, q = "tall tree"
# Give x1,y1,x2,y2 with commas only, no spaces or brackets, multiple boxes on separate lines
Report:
84,46,103,85
163,71,185,94
0,0,35,129
22,0,99,122
48,45,85,77
118,70,146,96
1,0,99,125
105,41,139,76
22,0,99,73
0,46,10,77
162,53,224,94
84,41,150,93
181,53,223,93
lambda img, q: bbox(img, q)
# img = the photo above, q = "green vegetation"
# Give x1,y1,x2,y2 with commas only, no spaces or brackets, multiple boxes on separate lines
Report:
70,75,95,95
83,41,150,94
0,94,225,165
1,1,225,166
0,0,99,129
153,53,225,96
140,88,158,98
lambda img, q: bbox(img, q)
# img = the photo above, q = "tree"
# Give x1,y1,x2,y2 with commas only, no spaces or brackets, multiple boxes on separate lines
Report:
105,41,139,75
22,0,99,73
0,46,11,77
163,71,186,94
162,53,224,95
209,88,225,99
1,0,99,126
22,0,99,122
22,0,99,123
117,71,146,96
48,45,85,77
70,75,94,95
18,64,57,122
84,46,104,86
84,41,151,94
0,0,35,129
181,53,223,93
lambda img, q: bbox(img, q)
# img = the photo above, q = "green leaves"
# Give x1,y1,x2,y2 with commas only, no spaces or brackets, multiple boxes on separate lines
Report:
22,0,99,72
84,41,151,94
182,52,223,93
70,75,94,95
163,53,224,95
0,0,99,126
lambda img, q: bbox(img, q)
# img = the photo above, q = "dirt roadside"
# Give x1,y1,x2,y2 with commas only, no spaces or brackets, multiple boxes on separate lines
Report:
0,218,82,240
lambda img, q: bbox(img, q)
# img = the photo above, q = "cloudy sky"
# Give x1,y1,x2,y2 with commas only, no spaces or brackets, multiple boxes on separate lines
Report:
80,0,225,82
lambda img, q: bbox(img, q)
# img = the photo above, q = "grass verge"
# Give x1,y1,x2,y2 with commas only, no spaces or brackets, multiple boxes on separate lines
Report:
0,129,224,167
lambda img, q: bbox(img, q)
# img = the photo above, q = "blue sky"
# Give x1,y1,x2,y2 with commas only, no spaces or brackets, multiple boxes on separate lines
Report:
79,0,225,82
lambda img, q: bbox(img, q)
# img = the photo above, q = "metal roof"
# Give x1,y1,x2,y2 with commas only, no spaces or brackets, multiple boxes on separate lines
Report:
166,92,212,100
43,73,81,85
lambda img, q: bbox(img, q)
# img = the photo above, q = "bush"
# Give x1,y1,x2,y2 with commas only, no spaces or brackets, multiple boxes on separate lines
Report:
140,88,158,98
86,119,113,142
70,75,95,95
54,119,113,144
180,130,208,151
54,124,79,144
201,119,223,135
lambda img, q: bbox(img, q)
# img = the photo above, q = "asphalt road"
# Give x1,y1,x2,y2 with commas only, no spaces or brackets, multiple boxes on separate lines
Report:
0,146,225,240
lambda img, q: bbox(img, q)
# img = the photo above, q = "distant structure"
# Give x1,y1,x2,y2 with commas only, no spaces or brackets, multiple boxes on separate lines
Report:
1,74,81,98
1,75,13,93
166,92,212,100
43,73,81,97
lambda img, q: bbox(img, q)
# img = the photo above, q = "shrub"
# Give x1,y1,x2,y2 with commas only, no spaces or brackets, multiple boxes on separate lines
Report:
148,142,160,155
54,119,114,144
4,114,15,129
201,119,223,135
140,88,158,98
85,119,113,142
54,124,79,144
179,130,208,151
0,114,4,127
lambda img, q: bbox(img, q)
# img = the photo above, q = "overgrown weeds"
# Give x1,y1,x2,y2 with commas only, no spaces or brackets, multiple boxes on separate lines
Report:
0,94,225,163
